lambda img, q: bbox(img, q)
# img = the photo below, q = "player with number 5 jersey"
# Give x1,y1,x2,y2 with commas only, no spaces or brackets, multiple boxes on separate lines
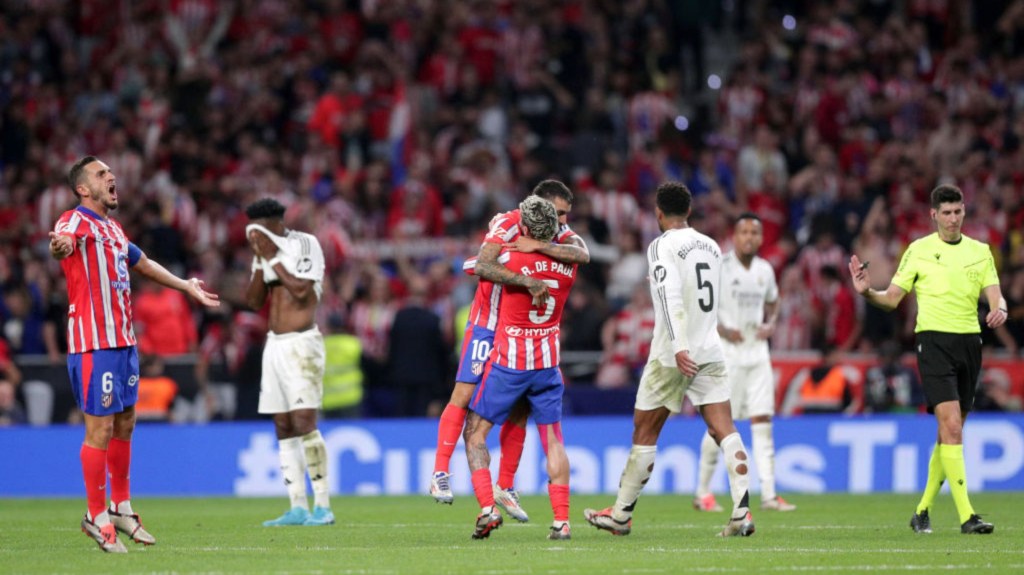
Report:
585,182,755,539
429,181,588,520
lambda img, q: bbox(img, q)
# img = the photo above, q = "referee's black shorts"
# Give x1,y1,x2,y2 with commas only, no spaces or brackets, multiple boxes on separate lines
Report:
915,331,983,413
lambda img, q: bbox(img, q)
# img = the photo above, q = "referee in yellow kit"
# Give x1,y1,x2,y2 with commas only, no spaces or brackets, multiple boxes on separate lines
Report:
849,184,1007,535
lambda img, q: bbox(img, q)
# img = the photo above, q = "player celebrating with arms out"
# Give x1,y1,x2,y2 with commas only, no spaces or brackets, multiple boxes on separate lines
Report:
50,156,220,553
430,180,589,523
850,184,1006,535
463,196,578,540
694,213,795,513
585,182,755,538
245,198,335,527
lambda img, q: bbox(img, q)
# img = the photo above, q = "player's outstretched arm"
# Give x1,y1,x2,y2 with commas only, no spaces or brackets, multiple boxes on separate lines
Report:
133,253,220,307
474,242,549,306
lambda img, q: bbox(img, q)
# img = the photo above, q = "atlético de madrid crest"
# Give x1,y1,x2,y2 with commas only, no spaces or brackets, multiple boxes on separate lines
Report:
471,361,484,376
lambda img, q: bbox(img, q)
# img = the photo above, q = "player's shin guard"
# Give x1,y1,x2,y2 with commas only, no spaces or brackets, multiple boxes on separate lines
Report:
548,483,570,523
721,433,751,514
278,437,309,510
613,445,657,522
751,422,776,501
81,444,109,523
939,444,975,524
434,404,467,473
497,421,526,490
106,438,131,508
916,443,946,514
696,430,719,497
471,468,496,509
302,430,330,509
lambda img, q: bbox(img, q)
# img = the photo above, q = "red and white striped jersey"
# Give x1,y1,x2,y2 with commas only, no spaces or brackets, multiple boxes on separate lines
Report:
490,251,577,371
54,207,142,353
464,208,578,332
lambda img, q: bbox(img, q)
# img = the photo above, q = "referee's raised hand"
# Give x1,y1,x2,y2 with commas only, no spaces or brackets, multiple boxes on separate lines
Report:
849,255,871,295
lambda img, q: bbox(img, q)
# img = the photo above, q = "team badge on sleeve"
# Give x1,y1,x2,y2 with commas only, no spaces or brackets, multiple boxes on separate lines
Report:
472,361,484,376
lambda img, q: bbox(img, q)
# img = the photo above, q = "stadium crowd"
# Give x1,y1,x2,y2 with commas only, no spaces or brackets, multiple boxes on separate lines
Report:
1,0,1023,422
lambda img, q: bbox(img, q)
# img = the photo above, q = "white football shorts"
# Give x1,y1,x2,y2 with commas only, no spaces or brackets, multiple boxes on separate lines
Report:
635,359,729,413
728,360,775,419
259,327,326,414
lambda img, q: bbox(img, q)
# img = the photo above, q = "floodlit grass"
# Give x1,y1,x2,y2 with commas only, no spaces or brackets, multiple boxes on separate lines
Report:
2,493,1023,574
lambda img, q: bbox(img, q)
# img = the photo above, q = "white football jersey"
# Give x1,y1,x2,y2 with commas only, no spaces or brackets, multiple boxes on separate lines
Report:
718,251,778,366
279,230,326,300
646,227,724,367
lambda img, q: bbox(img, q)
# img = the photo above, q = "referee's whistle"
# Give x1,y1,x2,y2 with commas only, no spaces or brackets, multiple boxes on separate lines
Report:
859,261,870,270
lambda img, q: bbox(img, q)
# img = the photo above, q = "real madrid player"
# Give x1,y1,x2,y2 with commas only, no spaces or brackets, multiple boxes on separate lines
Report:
246,198,334,527
584,182,755,538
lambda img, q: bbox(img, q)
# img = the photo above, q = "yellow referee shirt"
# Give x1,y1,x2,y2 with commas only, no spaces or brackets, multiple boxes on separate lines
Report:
892,233,999,334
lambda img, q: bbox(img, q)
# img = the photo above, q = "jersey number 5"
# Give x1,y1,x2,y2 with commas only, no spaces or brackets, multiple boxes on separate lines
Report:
529,279,559,324
695,263,714,312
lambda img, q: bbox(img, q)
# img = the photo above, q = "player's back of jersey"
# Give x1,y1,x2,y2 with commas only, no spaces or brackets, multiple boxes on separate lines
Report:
491,251,577,370
647,227,724,366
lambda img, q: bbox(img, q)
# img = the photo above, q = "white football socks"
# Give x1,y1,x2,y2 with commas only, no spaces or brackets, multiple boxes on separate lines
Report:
613,444,657,521
302,430,330,509
751,422,776,501
696,430,720,497
278,436,309,510
720,432,751,515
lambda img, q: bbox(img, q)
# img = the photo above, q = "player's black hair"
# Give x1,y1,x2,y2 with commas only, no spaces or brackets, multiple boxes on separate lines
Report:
245,198,287,220
735,212,762,225
68,156,99,192
930,184,963,208
519,196,559,243
531,179,574,206
655,181,692,217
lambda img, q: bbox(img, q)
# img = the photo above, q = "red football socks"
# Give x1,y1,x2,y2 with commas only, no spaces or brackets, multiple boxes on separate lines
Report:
434,404,467,473
497,421,526,490
548,482,570,522
107,438,131,507
80,444,108,521
471,468,495,509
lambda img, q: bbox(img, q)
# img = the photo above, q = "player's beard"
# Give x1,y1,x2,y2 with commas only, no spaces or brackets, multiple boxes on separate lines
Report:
90,185,118,211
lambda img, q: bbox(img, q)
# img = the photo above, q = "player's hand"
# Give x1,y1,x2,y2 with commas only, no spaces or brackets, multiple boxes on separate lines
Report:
248,229,277,259
525,277,550,307
721,327,744,343
986,307,1008,329
756,321,776,340
186,277,221,307
849,255,871,295
503,237,545,254
674,350,698,377
49,231,73,258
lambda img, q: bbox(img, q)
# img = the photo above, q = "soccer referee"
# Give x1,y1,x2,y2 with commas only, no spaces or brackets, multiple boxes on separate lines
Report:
849,184,1007,535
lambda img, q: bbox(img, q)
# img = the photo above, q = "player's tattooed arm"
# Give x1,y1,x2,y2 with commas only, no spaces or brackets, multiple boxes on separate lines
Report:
504,234,590,264
474,242,550,306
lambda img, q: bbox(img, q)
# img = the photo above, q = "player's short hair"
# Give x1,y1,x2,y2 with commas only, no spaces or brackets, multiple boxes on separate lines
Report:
68,156,99,193
735,212,762,226
519,195,559,243
655,181,692,216
531,179,574,205
930,184,963,208
245,198,287,220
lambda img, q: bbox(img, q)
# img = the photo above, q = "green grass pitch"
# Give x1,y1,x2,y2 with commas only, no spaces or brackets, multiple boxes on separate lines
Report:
3,493,1023,574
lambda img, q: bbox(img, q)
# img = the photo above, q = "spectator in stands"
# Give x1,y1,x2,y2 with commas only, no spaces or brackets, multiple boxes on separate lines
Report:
0,376,26,426
864,339,924,414
321,314,364,419
596,283,654,389
385,273,448,417
134,356,178,422
132,281,198,357
817,264,861,352
1,282,48,356
783,346,857,416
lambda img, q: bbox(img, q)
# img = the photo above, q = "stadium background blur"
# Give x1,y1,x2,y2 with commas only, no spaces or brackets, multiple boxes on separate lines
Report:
1,0,1023,426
